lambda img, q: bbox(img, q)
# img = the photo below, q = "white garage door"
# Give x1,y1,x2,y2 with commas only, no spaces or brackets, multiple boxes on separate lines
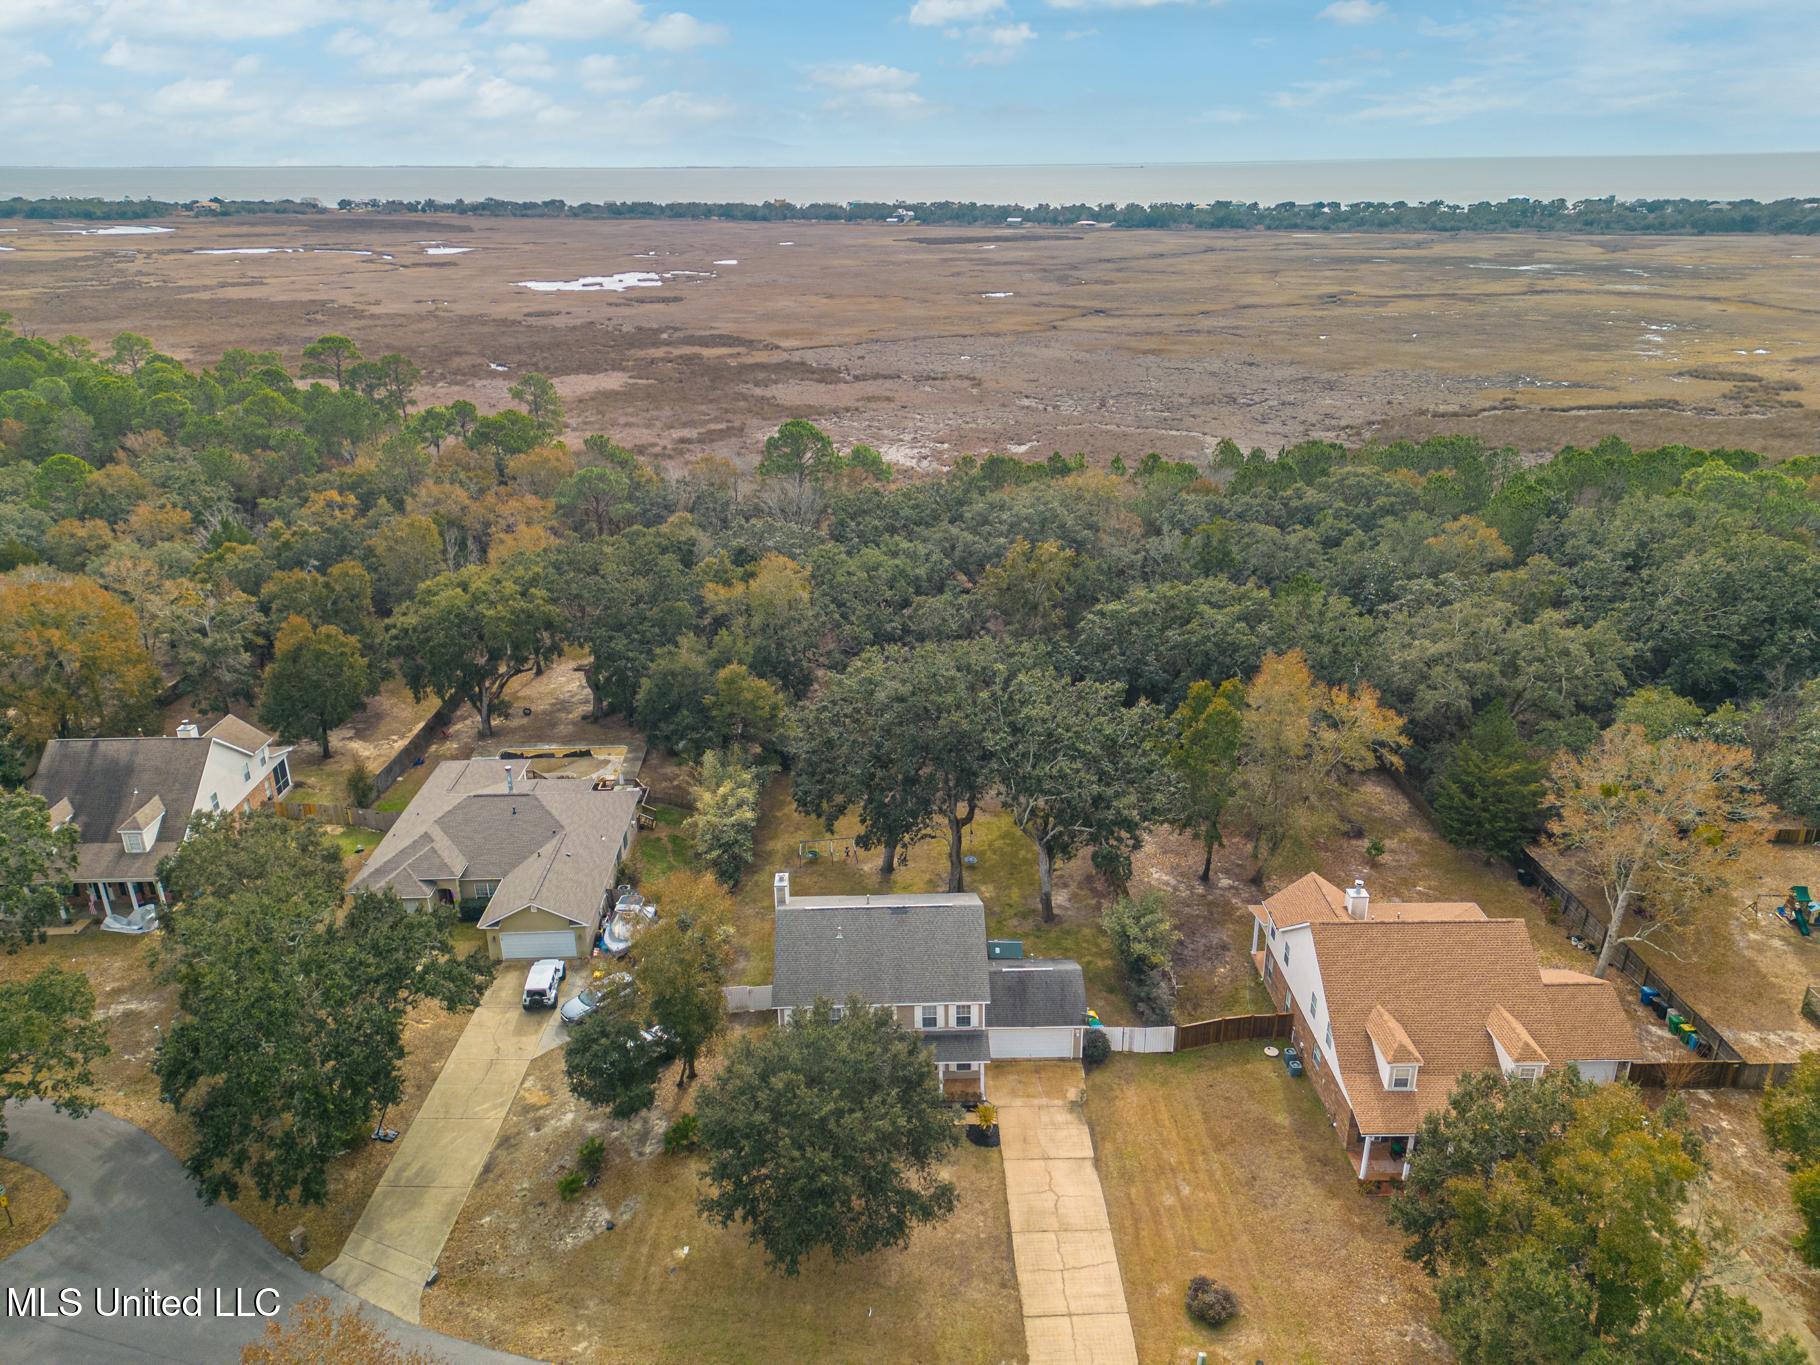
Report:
989,1027,1080,1060
498,929,577,959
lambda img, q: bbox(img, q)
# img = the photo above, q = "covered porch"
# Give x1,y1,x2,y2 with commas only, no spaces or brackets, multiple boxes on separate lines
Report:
932,1029,990,1103
77,878,166,934
1349,1132,1415,1186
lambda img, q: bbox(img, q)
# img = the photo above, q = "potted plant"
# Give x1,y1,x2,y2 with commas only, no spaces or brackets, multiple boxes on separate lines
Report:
967,1102,1000,1148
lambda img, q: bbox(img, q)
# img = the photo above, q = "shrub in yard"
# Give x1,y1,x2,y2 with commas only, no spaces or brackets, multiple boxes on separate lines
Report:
663,1112,700,1154
974,1102,999,1131
1082,1029,1112,1067
1104,891,1178,1025
577,1136,606,1183
1366,836,1386,861
1185,1276,1238,1327
345,761,375,810
556,1170,585,1202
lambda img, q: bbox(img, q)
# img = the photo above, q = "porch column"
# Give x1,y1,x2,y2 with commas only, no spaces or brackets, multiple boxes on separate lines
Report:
155,880,168,906
98,882,112,916
85,886,97,919
127,882,142,915
1402,1133,1415,1179
1358,1134,1374,1180
1251,918,1261,953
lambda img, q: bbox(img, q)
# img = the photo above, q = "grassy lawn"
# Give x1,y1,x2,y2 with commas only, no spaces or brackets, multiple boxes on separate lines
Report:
628,803,693,884
424,1045,1024,1363
0,1156,67,1261
375,762,433,812
1086,1046,1445,1364
329,825,385,858
280,679,443,804
724,776,1138,1022
0,927,483,1273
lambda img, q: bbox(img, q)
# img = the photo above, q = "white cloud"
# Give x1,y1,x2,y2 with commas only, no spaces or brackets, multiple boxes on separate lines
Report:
1354,74,1523,123
641,11,727,50
965,20,1035,63
579,53,645,94
95,0,338,41
147,76,259,115
808,61,929,115
1270,78,1356,109
499,42,555,79
908,0,1006,22
0,0,67,33
493,0,723,49
1201,108,1252,124
1319,0,1388,24
1043,0,1191,9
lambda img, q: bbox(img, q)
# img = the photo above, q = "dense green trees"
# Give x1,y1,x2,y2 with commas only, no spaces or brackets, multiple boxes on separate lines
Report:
687,750,762,888
0,790,79,951
0,964,109,1155
258,616,371,759
630,871,734,1084
1166,679,1244,880
153,814,489,1206
389,563,561,736
1392,1072,1801,1364
1762,1054,1820,1266
1431,700,1546,859
695,999,959,1275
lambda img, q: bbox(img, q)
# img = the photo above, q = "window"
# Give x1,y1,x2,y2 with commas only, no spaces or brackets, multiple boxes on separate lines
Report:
1389,1067,1416,1091
1514,1065,1543,1081
1325,1023,1333,1049
951,1062,974,1072
954,1005,973,1028
122,831,145,854
1269,920,1276,939
920,1005,939,1029
1311,1045,1323,1071
1264,955,1275,985
830,1005,844,1021
209,792,221,812
1309,994,1319,1019
273,761,291,797
242,762,251,782
1283,943,1291,964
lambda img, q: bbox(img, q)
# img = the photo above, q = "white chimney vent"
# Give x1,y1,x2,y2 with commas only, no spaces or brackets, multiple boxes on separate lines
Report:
1345,879,1370,920
504,765,515,793
176,720,200,739
774,871,791,909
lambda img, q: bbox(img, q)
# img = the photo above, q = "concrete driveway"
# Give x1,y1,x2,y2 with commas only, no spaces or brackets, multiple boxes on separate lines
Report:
994,1062,1139,1365
0,1101,523,1363
326,965,549,1324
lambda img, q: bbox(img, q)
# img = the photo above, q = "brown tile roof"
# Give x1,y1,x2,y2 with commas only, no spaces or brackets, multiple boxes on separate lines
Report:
1366,1005,1422,1064
1252,872,1488,929
1308,918,1641,1136
1487,1005,1549,1064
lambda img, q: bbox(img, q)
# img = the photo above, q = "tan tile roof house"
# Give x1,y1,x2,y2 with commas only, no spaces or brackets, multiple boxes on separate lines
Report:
1249,873,1640,1182
350,758,641,961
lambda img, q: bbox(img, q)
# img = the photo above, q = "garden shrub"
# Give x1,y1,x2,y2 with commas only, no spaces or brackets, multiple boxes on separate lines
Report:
1185,1275,1238,1327
1082,1029,1112,1066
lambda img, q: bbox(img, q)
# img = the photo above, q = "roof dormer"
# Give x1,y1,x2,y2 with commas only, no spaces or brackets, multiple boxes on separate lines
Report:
1487,1005,1549,1079
1366,1003,1422,1091
118,793,165,854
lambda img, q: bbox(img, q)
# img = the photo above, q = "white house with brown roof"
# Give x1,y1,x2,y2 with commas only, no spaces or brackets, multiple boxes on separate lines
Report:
1249,873,1640,1183
349,758,640,960
29,716,293,933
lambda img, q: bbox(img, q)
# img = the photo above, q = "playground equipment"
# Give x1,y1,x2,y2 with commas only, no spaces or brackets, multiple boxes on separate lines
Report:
1780,886,1815,937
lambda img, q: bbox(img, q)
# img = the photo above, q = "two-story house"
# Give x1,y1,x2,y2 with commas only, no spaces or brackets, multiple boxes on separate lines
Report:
1249,873,1641,1183
29,715,293,932
769,872,1093,1099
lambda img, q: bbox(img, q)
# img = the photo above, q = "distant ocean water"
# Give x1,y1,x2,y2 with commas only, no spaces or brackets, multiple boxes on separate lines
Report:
3,153,1818,207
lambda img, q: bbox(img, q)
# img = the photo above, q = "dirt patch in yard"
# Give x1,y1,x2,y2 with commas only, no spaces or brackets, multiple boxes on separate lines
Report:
1087,1047,1444,1364
0,1156,68,1261
423,1043,1025,1363
1680,1090,1820,1356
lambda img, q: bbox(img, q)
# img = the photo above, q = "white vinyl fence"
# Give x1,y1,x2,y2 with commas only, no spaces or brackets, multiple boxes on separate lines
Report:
1100,1025,1177,1054
723,984,774,1014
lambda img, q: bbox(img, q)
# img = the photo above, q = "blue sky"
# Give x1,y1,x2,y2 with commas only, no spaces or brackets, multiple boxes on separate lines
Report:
1,0,1814,167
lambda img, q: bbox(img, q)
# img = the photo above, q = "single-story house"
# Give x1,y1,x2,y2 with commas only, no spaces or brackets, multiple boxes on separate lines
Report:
1250,873,1641,1183
28,715,293,932
769,872,1092,1099
350,758,640,960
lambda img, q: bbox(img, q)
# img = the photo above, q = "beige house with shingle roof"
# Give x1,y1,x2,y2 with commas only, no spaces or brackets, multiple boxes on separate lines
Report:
350,758,640,960
1249,872,1640,1183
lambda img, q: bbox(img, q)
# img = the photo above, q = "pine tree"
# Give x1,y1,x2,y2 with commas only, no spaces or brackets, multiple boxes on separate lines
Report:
1432,700,1546,859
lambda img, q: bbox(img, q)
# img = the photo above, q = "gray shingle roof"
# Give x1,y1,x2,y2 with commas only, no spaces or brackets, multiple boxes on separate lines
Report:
988,961,1087,1028
928,1030,990,1063
30,737,213,880
350,759,639,930
772,900,990,1007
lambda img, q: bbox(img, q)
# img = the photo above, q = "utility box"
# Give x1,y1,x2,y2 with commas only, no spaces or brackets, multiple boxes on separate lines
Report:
987,940,1024,960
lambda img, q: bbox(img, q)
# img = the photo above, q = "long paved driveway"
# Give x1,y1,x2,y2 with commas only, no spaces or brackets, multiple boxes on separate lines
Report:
326,967,547,1324
0,1102,523,1363
994,1062,1139,1365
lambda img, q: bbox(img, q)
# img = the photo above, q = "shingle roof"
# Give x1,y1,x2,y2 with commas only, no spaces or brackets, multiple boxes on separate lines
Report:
1308,918,1641,1136
1252,872,1487,929
30,737,213,880
1366,1004,1422,1064
928,1030,990,1063
772,900,991,1008
204,714,274,755
118,794,165,833
988,961,1087,1028
350,759,639,929
1487,1005,1549,1064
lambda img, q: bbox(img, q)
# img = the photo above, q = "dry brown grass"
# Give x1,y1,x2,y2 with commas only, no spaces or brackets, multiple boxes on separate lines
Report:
422,1045,1025,1364
5,216,1815,469
0,1156,68,1260
1086,1047,1445,1364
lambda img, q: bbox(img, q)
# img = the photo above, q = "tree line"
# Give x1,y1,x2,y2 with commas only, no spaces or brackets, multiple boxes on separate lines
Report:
7,193,1820,235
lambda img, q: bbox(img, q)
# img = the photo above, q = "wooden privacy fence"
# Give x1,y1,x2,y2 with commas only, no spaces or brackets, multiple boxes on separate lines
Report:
275,800,401,833
370,697,458,800
1177,1012,1293,1051
1514,850,1743,1063
1630,1059,1798,1091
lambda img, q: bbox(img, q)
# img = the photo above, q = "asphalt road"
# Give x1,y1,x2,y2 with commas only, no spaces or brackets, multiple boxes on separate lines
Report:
0,1101,528,1363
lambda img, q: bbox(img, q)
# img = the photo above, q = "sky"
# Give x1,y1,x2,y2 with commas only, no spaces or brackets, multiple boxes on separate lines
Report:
1,0,1816,168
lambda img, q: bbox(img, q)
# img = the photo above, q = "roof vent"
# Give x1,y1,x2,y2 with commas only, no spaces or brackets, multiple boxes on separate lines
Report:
1345,879,1370,920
